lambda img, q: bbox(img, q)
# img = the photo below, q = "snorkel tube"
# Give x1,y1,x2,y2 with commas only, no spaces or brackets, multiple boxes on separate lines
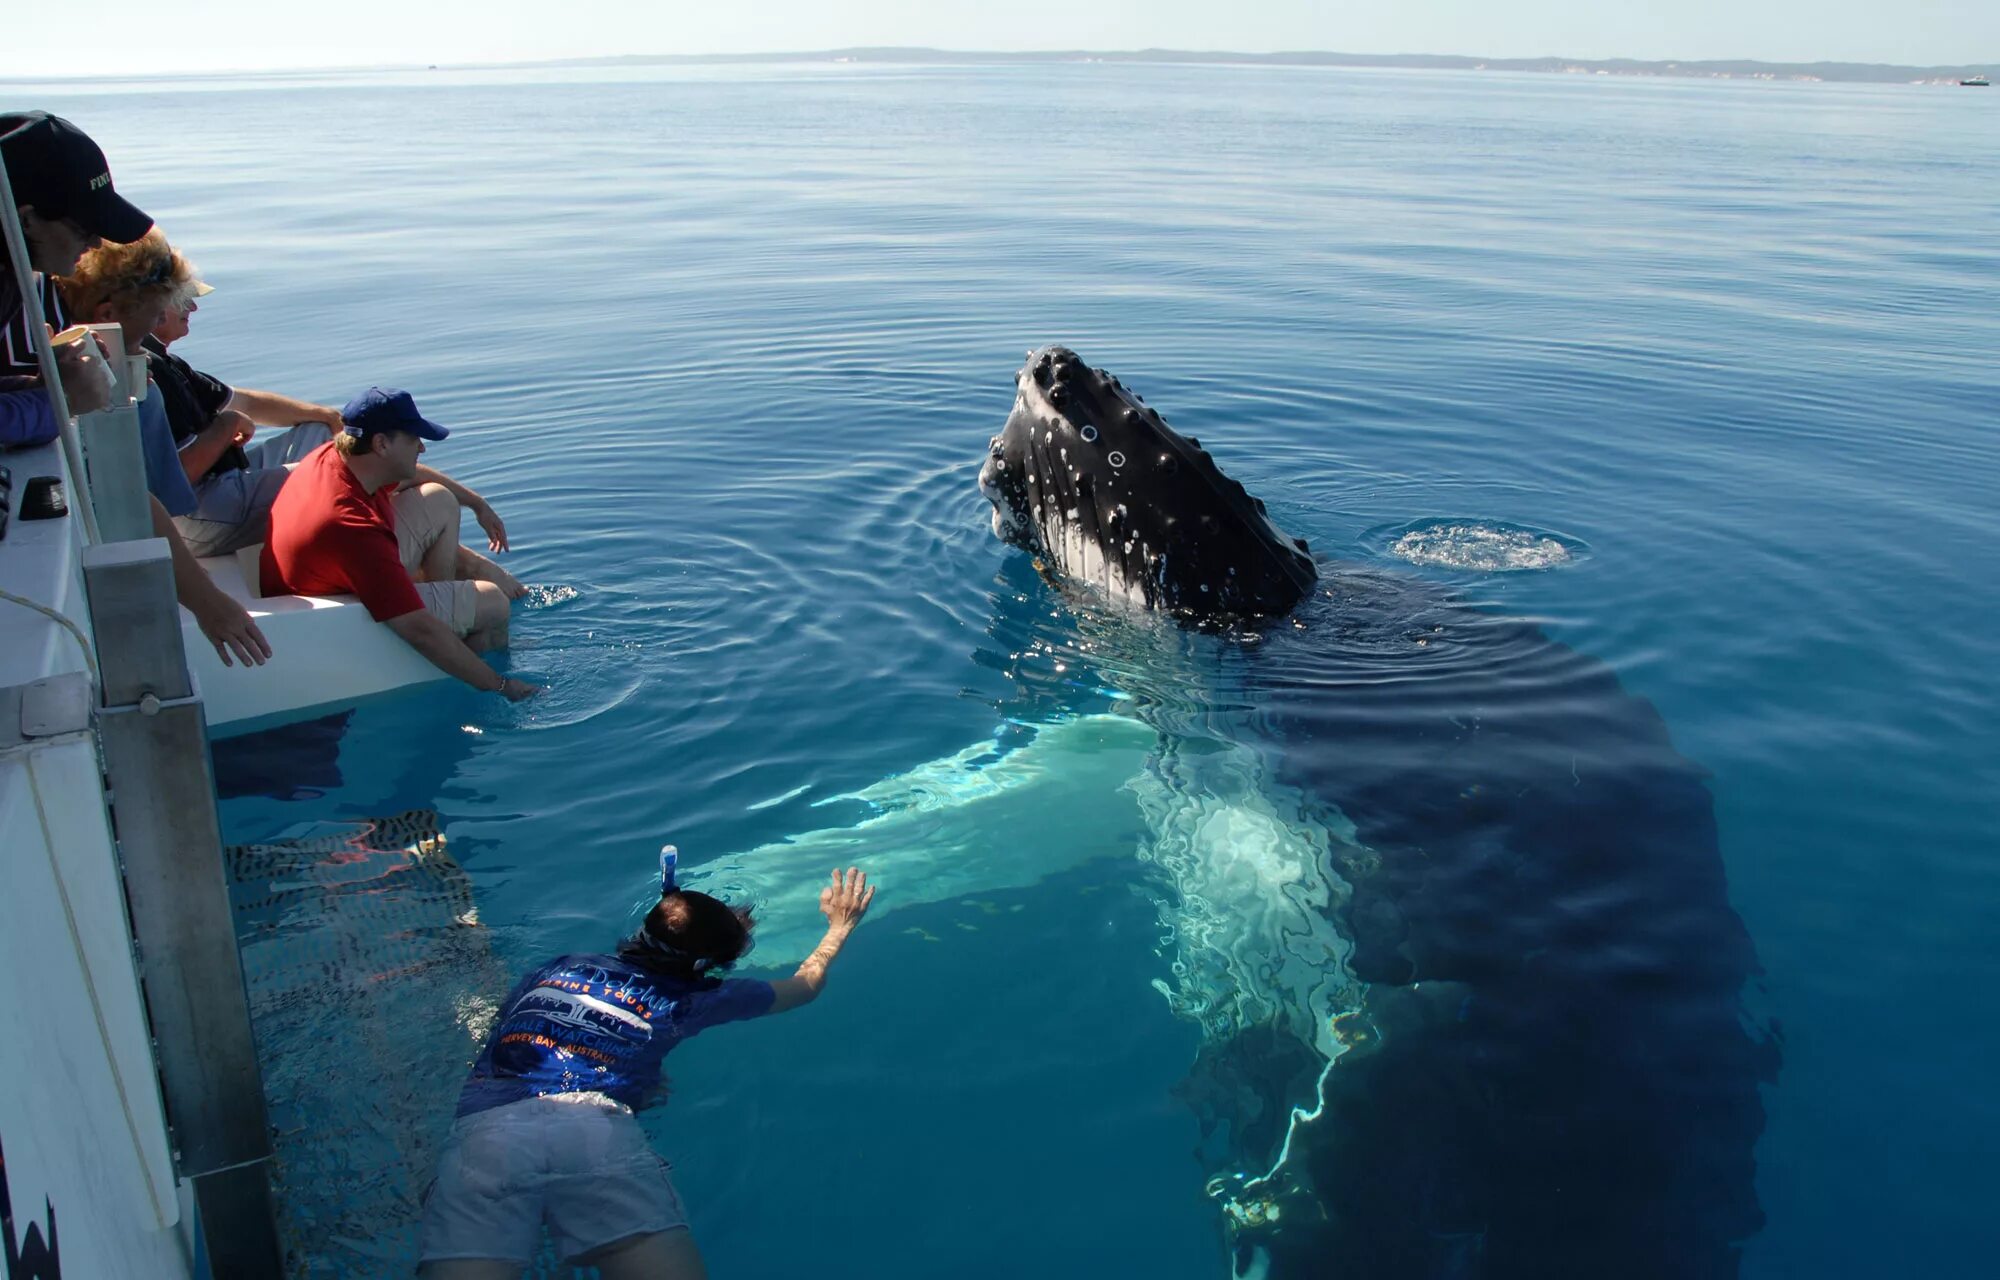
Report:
621,844,754,976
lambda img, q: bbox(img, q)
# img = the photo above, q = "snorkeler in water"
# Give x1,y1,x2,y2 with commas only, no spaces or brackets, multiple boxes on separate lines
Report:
417,850,876,1279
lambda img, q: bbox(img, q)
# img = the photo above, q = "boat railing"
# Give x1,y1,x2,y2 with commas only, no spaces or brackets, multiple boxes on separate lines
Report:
2,139,284,1277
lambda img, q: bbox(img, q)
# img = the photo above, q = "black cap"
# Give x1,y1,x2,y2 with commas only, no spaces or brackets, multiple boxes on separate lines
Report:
0,112,153,244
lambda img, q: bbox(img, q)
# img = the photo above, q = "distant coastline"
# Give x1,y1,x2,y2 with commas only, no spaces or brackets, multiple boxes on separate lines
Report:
4,47,1994,86
528,47,1994,87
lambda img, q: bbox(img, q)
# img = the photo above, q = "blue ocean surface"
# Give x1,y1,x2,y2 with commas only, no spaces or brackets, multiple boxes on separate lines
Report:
11,62,1997,1276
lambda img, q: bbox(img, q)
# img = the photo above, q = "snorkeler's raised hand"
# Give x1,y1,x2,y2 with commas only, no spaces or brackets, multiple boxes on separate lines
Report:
818,867,875,933
772,869,875,1014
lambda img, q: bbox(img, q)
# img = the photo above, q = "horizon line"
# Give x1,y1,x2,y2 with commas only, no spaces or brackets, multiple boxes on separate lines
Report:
3,46,1994,85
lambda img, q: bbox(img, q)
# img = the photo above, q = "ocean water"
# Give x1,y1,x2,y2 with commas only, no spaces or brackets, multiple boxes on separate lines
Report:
10,62,1997,1277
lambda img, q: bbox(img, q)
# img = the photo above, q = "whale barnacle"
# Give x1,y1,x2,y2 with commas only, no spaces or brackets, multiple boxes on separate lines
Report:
1080,424,1099,443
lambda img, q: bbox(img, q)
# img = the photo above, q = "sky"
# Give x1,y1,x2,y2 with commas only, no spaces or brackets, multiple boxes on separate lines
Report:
2,0,1994,79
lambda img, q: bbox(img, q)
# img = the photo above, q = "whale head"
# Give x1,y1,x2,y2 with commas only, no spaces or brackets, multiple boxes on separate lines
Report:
980,346,1318,622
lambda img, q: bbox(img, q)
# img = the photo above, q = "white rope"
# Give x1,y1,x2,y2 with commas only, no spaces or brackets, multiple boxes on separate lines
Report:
0,584,98,684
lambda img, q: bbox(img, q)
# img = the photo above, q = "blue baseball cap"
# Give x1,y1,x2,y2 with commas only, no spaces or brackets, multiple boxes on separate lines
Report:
340,386,450,441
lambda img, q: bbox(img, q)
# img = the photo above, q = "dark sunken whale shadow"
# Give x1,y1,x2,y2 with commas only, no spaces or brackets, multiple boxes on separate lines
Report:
1223,571,1775,1279
979,348,1779,1279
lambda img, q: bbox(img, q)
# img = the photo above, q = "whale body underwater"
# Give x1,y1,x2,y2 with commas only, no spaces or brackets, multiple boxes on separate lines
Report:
697,347,1777,1278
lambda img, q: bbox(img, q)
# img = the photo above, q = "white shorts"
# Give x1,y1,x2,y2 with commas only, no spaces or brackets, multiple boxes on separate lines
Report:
418,1093,689,1266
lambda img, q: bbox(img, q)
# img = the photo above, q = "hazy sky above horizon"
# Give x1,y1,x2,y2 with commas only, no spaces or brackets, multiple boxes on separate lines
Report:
3,1,1994,79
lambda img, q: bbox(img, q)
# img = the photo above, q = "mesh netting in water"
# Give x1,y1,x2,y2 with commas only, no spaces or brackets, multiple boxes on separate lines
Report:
228,810,511,1278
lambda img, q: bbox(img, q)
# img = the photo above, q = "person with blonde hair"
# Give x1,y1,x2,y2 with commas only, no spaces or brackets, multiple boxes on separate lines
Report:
64,231,512,563
59,230,332,557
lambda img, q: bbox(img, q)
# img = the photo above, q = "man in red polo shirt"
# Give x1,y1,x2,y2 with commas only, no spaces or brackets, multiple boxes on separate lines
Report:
261,387,537,701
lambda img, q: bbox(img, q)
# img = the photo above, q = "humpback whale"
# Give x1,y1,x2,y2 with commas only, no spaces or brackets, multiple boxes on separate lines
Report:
965,346,1778,1278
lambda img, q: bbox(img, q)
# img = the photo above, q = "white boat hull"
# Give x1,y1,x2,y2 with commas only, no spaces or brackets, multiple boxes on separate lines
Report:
182,550,448,734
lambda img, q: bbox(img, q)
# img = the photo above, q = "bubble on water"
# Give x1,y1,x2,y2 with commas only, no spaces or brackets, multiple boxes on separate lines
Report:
522,583,581,609
1388,522,1578,572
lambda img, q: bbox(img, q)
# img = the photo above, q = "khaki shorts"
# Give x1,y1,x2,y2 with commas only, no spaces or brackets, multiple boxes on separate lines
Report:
392,485,479,636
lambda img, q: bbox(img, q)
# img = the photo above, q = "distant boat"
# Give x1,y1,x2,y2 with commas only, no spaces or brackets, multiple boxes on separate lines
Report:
1961,75,1990,86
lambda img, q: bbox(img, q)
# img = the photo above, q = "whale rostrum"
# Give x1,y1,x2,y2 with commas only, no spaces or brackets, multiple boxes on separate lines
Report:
981,346,1317,620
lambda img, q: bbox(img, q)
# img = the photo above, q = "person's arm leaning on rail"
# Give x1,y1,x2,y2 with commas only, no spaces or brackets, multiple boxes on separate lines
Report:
153,495,271,667
0,385,56,447
223,385,343,433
